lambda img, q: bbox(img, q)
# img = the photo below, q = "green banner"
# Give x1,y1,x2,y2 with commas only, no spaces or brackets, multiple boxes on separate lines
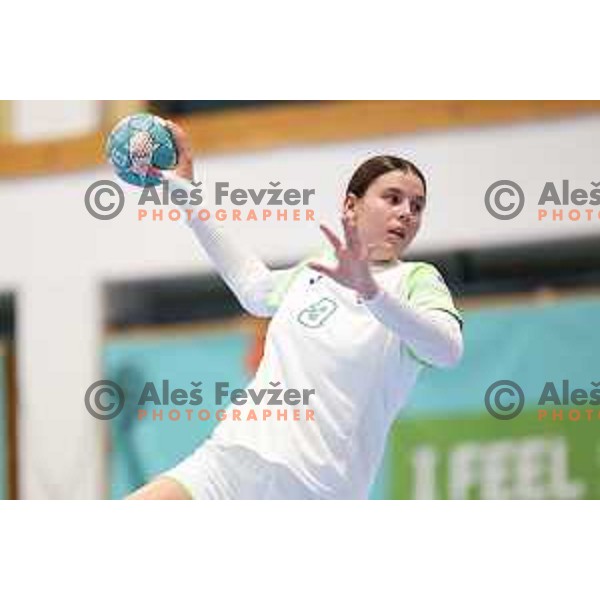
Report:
387,411,600,499
378,296,600,499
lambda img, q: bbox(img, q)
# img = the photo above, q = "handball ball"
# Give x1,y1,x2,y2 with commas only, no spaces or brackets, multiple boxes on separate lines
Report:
105,113,178,187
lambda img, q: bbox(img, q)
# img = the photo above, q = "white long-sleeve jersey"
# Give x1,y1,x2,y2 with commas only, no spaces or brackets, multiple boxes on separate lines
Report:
170,175,463,498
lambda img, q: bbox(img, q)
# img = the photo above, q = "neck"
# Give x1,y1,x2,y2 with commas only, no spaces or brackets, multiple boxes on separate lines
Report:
369,252,401,264
369,256,401,270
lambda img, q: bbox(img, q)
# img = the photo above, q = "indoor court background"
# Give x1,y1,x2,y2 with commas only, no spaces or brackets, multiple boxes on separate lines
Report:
1,100,599,499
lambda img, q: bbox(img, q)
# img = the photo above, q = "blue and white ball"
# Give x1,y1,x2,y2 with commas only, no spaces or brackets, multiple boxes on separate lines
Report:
105,113,178,187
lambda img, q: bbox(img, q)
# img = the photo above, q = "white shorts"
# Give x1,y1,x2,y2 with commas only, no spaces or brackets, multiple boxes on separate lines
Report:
164,438,319,500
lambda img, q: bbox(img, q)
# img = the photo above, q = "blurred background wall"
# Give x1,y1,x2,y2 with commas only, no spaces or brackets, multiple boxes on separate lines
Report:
1,100,600,498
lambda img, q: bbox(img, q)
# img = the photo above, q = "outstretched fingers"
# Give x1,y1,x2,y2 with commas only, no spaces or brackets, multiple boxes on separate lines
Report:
319,224,343,255
342,213,361,253
307,261,336,279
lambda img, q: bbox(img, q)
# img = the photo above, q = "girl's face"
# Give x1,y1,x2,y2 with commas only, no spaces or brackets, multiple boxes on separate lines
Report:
344,169,426,262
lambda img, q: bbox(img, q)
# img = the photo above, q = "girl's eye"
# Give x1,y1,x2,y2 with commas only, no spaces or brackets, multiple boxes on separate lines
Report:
411,199,425,213
385,194,424,211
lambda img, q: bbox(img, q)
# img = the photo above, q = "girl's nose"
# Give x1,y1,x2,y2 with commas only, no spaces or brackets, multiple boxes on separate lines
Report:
395,198,412,217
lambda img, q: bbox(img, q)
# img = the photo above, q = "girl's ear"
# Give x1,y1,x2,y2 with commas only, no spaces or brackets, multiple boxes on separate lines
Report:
343,193,359,215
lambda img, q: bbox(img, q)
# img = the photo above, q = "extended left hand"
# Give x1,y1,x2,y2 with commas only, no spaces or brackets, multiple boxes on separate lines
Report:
308,214,379,299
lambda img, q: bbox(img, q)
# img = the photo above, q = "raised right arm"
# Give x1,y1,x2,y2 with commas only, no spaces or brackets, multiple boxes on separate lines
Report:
163,123,293,317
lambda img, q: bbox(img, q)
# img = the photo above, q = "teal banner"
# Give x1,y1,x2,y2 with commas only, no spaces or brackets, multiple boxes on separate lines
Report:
104,326,253,499
378,296,600,499
104,297,600,499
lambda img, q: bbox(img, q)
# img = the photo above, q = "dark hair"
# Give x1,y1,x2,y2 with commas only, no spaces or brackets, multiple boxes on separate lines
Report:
345,155,427,198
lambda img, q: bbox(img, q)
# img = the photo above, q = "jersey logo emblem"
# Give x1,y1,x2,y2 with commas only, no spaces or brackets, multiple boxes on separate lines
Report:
297,298,338,328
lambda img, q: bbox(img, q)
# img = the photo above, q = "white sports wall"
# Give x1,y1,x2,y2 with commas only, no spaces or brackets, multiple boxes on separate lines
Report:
1,114,599,498
12,100,101,141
